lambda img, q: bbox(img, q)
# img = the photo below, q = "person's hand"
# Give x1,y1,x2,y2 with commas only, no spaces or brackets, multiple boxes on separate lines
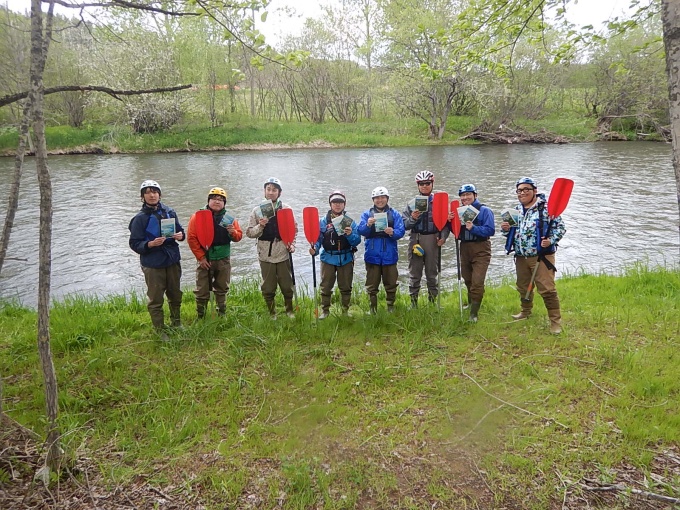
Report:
540,238,551,249
447,211,455,221
198,257,211,270
148,236,165,247
437,238,445,246
226,224,236,234
465,220,473,231
411,210,421,220
172,232,183,241
288,244,295,253
367,217,376,226
343,226,352,236
258,217,269,227
384,226,394,236
308,245,316,256
500,221,510,232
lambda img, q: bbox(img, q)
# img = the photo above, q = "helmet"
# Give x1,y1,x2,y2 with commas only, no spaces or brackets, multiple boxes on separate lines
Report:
264,177,282,190
516,177,537,188
371,186,389,198
329,190,346,203
208,187,227,201
412,244,425,257
458,184,477,195
140,179,161,196
415,171,434,183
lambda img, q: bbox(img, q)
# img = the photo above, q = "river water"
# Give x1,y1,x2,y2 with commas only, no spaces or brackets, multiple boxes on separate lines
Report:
1,143,678,307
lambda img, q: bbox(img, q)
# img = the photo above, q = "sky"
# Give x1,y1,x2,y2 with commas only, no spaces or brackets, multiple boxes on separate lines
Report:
3,0,635,44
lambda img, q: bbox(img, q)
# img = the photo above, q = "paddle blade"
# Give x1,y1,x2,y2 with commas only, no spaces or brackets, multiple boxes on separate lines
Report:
194,209,214,250
432,192,449,231
449,199,461,237
547,178,574,217
303,206,320,245
276,208,296,245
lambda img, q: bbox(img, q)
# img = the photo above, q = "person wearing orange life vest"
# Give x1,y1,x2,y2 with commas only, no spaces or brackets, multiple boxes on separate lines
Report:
187,187,243,319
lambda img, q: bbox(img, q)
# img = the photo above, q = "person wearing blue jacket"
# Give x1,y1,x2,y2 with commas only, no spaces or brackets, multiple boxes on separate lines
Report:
357,186,405,314
309,191,361,319
128,180,185,339
453,184,495,322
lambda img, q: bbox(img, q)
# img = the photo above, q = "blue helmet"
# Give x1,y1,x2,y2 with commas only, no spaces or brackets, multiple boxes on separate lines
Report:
458,184,477,195
516,177,537,188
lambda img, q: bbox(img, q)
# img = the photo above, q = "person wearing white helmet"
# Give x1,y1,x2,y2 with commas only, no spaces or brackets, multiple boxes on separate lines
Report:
450,184,495,322
402,170,450,307
187,187,243,319
308,191,361,318
357,186,405,314
501,177,566,334
246,177,298,319
128,179,185,339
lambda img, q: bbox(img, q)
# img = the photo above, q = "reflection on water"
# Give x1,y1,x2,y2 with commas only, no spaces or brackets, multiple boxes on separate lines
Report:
1,142,678,307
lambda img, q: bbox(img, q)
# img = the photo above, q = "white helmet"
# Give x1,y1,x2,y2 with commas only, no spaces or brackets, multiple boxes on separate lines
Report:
140,179,161,195
415,171,434,183
371,186,389,198
264,177,282,190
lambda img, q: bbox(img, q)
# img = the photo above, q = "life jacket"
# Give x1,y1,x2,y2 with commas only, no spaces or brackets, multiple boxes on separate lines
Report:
322,211,352,253
259,204,282,242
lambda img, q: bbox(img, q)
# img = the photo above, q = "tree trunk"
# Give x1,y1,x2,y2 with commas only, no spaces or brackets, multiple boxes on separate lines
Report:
29,0,61,469
661,0,680,245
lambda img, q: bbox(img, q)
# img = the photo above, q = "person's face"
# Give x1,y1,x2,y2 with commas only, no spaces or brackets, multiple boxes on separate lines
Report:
459,191,475,206
208,195,225,212
417,181,433,195
373,195,388,208
142,187,160,205
330,200,345,214
516,185,536,206
264,184,281,201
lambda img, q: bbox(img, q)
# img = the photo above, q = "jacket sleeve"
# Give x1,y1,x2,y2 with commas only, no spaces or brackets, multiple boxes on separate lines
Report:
471,206,495,238
357,210,371,237
229,219,243,242
171,208,185,242
186,212,206,261
547,215,566,245
246,207,264,239
392,211,406,240
128,214,150,255
347,220,361,247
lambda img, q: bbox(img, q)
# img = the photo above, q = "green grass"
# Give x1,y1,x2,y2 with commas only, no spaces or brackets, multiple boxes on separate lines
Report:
0,113,600,155
1,265,679,508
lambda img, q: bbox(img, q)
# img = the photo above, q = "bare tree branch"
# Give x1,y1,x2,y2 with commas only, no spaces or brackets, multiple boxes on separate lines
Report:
0,84,192,108
46,0,201,17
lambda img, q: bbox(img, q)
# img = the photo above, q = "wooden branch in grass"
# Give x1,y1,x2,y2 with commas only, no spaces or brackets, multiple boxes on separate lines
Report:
0,84,192,108
581,482,680,505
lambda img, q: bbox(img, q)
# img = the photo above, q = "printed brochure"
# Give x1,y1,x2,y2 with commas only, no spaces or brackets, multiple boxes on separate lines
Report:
258,200,276,219
160,218,175,238
413,196,429,213
331,214,354,236
373,212,388,232
457,204,479,224
500,208,520,227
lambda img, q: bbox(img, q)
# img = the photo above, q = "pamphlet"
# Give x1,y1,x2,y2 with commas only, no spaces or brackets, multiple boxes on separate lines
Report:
331,214,354,236
457,204,479,224
259,200,275,219
413,196,429,213
374,212,388,232
160,218,175,238
219,212,235,227
500,208,520,227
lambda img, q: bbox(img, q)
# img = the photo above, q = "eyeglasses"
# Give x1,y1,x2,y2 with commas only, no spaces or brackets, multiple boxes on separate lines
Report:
418,181,433,186
516,187,534,194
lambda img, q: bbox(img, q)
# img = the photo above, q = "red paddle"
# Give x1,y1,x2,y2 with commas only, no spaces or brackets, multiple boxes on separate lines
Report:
524,178,574,301
431,192,449,309
194,209,214,252
450,200,463,316
276,208,297,302
303,206,320,318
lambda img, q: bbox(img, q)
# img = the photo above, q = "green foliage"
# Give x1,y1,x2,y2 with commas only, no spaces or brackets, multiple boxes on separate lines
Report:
1,267,679,507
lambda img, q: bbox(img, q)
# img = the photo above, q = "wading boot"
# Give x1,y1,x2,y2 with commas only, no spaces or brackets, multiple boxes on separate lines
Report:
266,299,277,319
469,301,481,323
512,301,533,320
285,298,295,318
217,307,226,318
369,295,378,315
170,306,182,328
410,296,418,309
428,293,436,304
548,308,562,334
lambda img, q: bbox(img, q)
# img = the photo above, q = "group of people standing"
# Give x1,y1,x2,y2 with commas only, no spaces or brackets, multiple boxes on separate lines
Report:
128,172,566,340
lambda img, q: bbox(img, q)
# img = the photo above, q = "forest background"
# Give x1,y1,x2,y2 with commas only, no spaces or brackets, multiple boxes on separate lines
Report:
0,0,668,151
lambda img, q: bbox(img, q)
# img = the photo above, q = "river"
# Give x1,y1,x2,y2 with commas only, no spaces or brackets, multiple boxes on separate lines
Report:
1,142,678,307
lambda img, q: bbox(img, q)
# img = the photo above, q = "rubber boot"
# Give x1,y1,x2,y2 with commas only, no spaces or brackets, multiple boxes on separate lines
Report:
285,298,295,318
320,295,332,319
216,299,226,317
410,295,418,309
548,308,562,334
170,306,182,327
469,301,481,323
369,295,378,315
266,299,276,319
512,301,533,320
150,309,165,330
428,293,436,304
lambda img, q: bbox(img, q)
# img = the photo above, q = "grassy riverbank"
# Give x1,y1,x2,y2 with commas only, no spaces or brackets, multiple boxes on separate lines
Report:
0,115,602,156
1,265,679,508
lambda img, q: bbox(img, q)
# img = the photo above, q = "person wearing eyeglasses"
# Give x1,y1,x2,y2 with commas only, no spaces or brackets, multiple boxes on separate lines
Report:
500,177,566,334
402,170,449,308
